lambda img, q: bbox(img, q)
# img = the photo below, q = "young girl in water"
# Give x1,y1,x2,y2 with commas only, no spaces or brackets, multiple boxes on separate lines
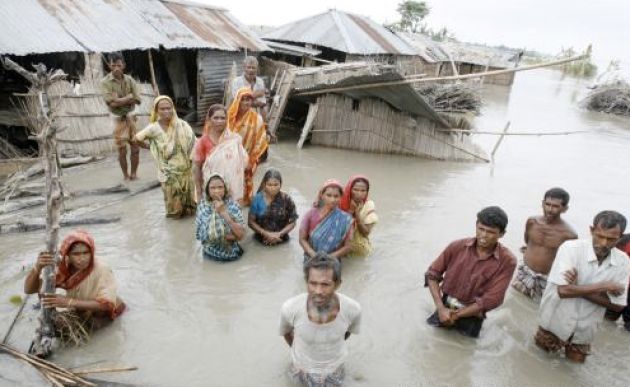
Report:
248,168,298,245
340,175,378,257
299,179,353,261
195,173,246,261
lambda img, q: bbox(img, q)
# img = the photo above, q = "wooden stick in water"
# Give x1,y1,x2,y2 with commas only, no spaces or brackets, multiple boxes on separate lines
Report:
74,366,139,375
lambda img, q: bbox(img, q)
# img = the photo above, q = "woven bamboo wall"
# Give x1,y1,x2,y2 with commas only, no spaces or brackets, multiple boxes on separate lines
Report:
310,94,486,162
45,77,154,157
439,64,515,86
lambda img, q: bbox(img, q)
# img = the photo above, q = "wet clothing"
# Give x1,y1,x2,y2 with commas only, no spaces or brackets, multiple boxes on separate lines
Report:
100,72,141,116
605,241,630,328
538,239,630,345
427,293,484,338
136,96,196,217
534,326,590,356
195,175,245,261
250,191,298,243
193,130,248,204
339,175,377,257
512,262,548,302
279,293,361,385
425,237,517,314
227,88,269,205
300,207,352,259
56,230,126,320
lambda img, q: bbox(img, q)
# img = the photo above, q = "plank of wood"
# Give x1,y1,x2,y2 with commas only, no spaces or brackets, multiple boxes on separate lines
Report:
297,103,319,149
267,70,296,136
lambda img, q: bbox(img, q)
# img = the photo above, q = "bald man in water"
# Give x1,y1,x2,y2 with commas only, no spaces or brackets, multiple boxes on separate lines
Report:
512,188,578,301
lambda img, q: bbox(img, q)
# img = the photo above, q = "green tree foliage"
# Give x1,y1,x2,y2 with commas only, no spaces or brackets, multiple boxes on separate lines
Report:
394,1,430,33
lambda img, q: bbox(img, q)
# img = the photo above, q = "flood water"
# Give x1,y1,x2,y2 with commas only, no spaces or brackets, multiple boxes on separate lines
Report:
1,69,630,387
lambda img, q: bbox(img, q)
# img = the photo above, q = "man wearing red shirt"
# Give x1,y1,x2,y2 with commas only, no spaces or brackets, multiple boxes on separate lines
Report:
425,206,517,338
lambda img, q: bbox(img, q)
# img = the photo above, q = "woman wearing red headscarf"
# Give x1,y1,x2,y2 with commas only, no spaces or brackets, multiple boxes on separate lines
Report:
299,179,353,261
24,229,126,322
340,175,378,257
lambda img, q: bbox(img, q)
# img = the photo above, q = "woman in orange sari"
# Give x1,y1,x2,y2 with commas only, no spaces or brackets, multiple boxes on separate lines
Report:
227,88,269,206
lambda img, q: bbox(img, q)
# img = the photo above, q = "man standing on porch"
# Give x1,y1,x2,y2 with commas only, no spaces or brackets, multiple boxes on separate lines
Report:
100,52,142,180
230,56,268,122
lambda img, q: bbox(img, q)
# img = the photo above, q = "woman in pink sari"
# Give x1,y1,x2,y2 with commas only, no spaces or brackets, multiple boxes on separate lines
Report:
192,104,248,204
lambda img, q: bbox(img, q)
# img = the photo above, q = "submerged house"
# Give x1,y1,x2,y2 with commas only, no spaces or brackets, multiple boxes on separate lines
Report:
439,40,522,86
286,62,487,162
261,9,437,77
0,0,270,161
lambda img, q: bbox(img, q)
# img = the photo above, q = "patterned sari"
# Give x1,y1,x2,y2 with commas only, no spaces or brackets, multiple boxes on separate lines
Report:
339,175,378,257
136,96,196,217
227,88,269,205
309,208,353,255
250,191,298,243
195,174,246,261
195,127,248,204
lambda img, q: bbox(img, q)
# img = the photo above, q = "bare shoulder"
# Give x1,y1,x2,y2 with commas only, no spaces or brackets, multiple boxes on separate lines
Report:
558,219,578,238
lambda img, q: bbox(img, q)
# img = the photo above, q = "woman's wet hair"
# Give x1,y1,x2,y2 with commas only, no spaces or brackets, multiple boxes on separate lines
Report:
257,168,283,193
593,211,627,233
303,252,342,283
477,206,508,233
206,104,226,120
544,187,570,206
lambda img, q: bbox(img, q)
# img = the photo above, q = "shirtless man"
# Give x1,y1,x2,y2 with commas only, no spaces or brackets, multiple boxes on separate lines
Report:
512,188,578,301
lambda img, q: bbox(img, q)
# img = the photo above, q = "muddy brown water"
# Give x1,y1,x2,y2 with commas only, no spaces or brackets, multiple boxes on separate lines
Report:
2,70,630,387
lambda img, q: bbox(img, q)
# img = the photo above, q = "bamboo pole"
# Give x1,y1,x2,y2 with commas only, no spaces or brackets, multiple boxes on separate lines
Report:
147,50,159,96
439,129,585,135
294,49,591,97
491,121,511,160
74,366,138,375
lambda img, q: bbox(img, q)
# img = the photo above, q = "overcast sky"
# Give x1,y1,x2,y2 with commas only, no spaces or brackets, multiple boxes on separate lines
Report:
200,0,629,71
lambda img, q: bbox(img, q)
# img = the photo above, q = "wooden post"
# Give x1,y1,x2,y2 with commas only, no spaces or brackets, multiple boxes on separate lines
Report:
491,121,511,161
147,50,159,96
1,57,66,358
297,102,318,149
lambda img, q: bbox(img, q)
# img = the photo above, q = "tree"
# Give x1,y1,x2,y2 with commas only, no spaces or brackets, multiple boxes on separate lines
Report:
396,1,430,33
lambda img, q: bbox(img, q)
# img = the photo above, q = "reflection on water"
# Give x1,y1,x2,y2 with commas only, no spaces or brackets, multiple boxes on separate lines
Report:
1,69,630,386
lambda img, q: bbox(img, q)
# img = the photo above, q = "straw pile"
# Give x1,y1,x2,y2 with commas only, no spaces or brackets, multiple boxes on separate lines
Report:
416,83,482,114
416,83,482,130
582,80,630,116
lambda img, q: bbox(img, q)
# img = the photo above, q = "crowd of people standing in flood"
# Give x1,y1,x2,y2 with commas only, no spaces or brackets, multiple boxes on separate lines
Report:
21,53,630,386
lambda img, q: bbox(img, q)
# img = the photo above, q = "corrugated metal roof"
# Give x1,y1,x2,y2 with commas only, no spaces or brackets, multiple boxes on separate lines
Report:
162,1,270,52
263,9,415,56
264,41,322,57
396,32,450,63
0,0,86,55
37,0,169,52
440,40,520,68
0,0,270,55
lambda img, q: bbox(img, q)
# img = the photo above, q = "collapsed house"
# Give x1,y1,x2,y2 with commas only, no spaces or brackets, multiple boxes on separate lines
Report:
438,40,522,86
0,0,270,165
276,62,487,162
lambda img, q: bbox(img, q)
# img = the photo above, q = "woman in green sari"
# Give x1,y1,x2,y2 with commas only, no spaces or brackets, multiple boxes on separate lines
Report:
135,95,196,218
